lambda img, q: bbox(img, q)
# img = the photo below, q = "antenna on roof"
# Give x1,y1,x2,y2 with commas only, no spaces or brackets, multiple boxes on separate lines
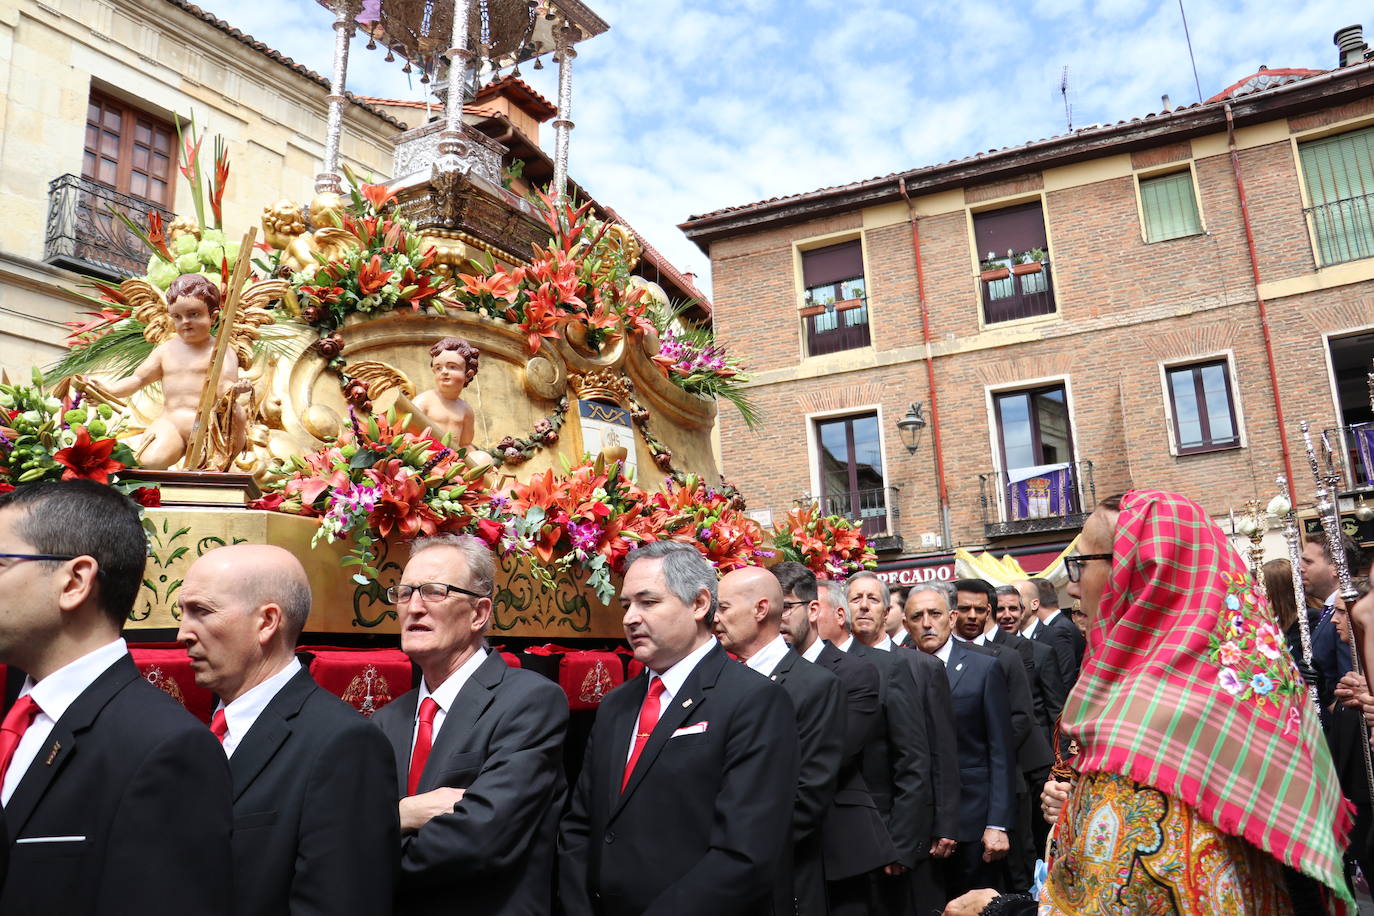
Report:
1178,0,1204,103
1060,67,1073,130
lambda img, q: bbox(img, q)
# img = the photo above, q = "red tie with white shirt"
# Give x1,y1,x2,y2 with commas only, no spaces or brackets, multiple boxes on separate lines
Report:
622,677,665,791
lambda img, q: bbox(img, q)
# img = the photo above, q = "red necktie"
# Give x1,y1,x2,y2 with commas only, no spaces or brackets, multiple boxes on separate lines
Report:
0,695,42,786
209,709,228,744
407,698,440,796
621,677,665,791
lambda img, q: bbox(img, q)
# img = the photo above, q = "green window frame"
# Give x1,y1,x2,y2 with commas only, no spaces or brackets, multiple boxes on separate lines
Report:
1298,126,1374,267
1139,170,1203,243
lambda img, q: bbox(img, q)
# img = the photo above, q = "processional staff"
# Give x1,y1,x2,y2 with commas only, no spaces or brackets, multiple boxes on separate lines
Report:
1302,419,1374,802
1274,474,1320,713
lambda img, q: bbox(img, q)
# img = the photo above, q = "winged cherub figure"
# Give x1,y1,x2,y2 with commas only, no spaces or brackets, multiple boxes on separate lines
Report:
261,193,359,276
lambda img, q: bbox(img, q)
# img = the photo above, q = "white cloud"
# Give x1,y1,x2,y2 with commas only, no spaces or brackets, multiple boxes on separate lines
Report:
196,0,1363,298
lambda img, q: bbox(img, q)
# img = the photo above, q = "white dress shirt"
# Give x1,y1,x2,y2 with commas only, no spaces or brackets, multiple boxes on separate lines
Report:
870,634,896,652
835,635,856,654
1021,619,1040,639
745,634,790,676
626,636,717,762
892,629,910,647
412,646,488,756
2,638,127,805
800,638,825,663
215,658,302,758
1042,609,1063,627
934,637,955,667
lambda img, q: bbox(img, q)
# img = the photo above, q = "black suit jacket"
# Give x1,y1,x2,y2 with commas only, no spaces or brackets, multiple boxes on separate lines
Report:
940,641,1016,841
766,648,844,916
812,642,895,880
847,640,931,867
558,643,799,916
1029,615,1080,689
1047,612,1085,674
374,651,568,916
893,643,961,843
0,654,233,916
228,666,399,916
973,637,1054,780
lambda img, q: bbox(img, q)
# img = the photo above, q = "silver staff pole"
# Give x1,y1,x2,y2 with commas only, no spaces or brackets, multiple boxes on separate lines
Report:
1275,474,1319,712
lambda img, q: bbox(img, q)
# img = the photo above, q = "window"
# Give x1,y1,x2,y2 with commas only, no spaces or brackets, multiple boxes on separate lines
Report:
994,384,1079,520
815,412,888,535
1139,170,1203,242
1327,330,1374,486
973,202,1055,324
1165,360,1240,454
800,240,869,356
1299,126,1374,267
83,91,176,207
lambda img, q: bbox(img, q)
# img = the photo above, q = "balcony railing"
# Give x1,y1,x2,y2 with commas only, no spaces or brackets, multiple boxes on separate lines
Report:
804,299,871,356
800,485,899,540
982,261,1056,324
1305,193,1374,268
1323,424,1374,490
978,459,1095,538
44,174,173,280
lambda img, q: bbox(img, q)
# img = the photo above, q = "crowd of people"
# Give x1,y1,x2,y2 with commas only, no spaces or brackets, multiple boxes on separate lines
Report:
0,479,1370,915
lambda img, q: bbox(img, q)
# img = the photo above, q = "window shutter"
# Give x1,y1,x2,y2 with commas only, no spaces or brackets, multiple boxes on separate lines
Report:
1299,127,1374,265
972,202,1048,260
801,240,863,288
1140,172,1202,242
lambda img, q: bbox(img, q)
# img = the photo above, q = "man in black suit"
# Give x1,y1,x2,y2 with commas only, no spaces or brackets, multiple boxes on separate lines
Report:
716,566,844,916
177,543,399,915
774,561,896,916
951,579,1053,895
836,574,955,915
992,585,1066,739
886,586,912,648
1018,578,1081,687
559,541,798,916
374,534,568,916
907,583,1015,901
0,480,232,915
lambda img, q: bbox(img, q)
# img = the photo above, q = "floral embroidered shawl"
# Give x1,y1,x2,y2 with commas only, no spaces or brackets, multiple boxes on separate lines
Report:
1060,489,1353,908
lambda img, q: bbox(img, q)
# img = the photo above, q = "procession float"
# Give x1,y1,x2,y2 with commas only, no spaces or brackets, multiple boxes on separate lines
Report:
2,0,876,661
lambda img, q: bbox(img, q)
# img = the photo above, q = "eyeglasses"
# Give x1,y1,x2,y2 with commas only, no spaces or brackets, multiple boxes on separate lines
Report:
0,552,76,564
781,600,809,610
384,582,485,605
1064,553,1113,583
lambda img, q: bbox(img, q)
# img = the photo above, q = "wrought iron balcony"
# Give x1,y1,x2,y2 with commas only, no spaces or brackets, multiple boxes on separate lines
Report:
1305,193,1374,268
803,298,871,357
1322,424,1374,491
799,485,900,540
44,174,173,280
978,459,1095,538
981,261,1056,324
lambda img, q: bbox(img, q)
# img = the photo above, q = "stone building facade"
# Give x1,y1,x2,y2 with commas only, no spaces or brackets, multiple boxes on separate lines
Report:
682,46,1374,579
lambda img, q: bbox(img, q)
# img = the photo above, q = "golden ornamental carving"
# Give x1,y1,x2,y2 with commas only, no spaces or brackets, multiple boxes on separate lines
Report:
568,367,633,407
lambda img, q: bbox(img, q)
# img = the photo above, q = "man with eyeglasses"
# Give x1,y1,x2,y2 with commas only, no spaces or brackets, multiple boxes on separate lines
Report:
373,534,568,916
0,480,233,914
177,543,398,916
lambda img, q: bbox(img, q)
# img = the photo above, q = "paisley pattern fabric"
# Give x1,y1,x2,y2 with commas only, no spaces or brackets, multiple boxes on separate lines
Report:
1040,771,1295,916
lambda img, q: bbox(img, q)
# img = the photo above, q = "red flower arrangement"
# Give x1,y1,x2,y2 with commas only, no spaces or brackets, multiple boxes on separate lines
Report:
770,504,876,580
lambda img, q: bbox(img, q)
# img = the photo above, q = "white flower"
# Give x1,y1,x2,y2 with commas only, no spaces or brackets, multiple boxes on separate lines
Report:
1237,516,1259,537
1267,495,1291,516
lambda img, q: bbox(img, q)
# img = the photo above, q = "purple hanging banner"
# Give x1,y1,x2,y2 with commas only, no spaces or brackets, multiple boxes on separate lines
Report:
1007,463,1074,520
357,0,381,24
1355,424,1374,487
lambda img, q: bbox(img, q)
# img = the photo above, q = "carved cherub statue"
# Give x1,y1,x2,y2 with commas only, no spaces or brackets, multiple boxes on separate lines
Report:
413,337,480,447
261,193,358,276
75,273,285,470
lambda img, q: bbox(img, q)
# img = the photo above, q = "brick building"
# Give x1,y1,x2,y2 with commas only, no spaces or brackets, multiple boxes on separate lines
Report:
680,28,1374,583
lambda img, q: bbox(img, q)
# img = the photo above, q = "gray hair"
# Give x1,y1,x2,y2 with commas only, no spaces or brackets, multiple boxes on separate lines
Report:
818,579,852,628
994,584,1022,603
410,534,496,598
845,571,889,607
908,581,955,610
623,540,718,626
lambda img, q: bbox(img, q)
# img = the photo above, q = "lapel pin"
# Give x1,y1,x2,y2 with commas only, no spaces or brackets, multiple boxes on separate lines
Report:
44,742,60,765
955,663,964,672
682,698,693,709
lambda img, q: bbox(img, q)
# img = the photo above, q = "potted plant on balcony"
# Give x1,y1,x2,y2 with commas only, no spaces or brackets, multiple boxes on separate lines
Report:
799,288,831,318
833,290,865,312
1011,248,1047,276
979,257,1010,282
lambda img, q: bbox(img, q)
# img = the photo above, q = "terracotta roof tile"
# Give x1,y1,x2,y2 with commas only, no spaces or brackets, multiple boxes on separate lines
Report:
1206,67,1324,103
474,75,559,122
163,0,407,130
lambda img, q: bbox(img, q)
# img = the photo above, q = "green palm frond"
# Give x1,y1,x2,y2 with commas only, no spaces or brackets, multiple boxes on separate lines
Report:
47,316,314,381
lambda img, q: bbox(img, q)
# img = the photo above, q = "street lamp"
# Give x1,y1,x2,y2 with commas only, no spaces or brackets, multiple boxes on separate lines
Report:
897,402,926,455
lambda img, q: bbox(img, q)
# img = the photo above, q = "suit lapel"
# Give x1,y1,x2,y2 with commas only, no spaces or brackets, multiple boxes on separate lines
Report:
228,668,313,802
946,642,970,693
380,691,419,796
5,654,137,837
768,649,800,683
420,652,502,793
612,645,725,818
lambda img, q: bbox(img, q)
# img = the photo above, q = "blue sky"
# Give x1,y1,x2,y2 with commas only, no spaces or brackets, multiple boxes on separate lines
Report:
200,0,1358,293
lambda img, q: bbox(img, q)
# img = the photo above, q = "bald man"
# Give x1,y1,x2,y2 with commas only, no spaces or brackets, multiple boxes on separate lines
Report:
178,545,399,916
716,567,845,916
